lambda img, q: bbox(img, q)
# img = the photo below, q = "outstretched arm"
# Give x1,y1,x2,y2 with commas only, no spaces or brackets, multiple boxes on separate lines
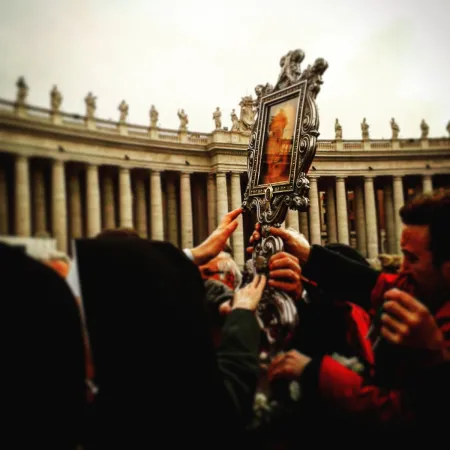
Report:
189,207,243,266
268,226,380,309
215,275,267,426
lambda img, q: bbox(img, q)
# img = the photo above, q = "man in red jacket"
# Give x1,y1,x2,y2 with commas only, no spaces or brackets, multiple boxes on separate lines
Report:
267,189,450,437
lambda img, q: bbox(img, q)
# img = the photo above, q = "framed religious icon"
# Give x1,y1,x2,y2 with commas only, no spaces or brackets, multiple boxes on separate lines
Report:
242,49,328,229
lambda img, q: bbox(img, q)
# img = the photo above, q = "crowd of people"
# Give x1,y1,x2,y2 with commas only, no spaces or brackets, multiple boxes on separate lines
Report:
2,188,449,448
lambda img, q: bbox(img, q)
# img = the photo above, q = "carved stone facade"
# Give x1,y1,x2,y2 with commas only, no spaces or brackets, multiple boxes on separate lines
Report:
0,89,449,267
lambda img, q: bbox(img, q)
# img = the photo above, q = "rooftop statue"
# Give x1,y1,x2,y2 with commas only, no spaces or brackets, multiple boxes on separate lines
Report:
178,109,188,131
85,92,97,119
50,85,62,113
118,100,129,123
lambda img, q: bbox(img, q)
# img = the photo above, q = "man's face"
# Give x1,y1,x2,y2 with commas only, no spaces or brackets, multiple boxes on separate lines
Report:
399,225,447,307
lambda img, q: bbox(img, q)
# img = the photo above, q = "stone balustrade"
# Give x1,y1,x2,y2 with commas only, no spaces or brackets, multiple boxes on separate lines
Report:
1,98,449,151
0,92,449,267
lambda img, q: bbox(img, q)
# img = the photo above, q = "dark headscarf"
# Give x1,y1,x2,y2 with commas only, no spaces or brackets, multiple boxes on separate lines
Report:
0,242,86,448
75,237,242,447
324,243,370,267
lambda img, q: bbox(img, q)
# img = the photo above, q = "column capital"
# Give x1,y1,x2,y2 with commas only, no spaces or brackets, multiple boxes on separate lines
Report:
336,175,347,181
16,154,28,162
308,174,320,181
180,171,192,178
119,166,130,173
151,168,163,175
393,175,403,182
52,158,65,166
364,174,376,180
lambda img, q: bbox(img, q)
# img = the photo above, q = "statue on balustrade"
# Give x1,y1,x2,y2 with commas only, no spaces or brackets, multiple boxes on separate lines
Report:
238,95,257,132
361,117,369,140
118,100,129,123
390,117,400,140
213,107,222,130
178,109,188,131
150,105,158,128
16,77,28,106
50,85,62,113
230,109,240,131
85,92,97,119
420,119,429,139
335,118,342,140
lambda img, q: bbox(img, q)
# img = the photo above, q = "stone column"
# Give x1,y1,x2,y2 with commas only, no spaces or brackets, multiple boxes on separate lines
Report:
384,183,396,254
0,167,9,234
393,176,404,253
180,172,193,249
364,175,378,259
216,172,228,224
32,167,47,236
335,176,349,244
102,173,116,230
308,176,321,245
52,160,67,252
86,164,101,237
207,173,217,234
151,170,164,240
135,177,147,238
166,173,179,247
69,172,83,239
287,209,300,232
422,175,433,194
230,172,244,268
119,167,133,228
325,183,337,244
299,212,309,240
15,155,31,237
354,183,367,257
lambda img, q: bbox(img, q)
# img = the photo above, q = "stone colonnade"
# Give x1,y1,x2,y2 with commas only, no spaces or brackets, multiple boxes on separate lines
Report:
0,152,446,265
0,154,250,266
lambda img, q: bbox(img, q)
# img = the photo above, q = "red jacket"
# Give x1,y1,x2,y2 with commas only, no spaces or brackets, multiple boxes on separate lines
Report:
315,272,450,424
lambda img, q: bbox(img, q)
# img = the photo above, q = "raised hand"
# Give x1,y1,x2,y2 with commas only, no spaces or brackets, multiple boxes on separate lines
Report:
232,274,267,311
246,222,262,255
381,288,448,362
268,350,312,381
191,207,243,266
268,227,311,265
268,252,302,300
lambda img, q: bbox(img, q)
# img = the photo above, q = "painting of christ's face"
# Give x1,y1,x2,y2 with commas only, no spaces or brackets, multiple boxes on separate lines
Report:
259,96,298,185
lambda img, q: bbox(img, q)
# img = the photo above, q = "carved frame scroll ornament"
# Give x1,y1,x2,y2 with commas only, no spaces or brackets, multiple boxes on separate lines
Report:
241,49,328,353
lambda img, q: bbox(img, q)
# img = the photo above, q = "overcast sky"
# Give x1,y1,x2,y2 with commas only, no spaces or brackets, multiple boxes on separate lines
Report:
0,0,449,139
